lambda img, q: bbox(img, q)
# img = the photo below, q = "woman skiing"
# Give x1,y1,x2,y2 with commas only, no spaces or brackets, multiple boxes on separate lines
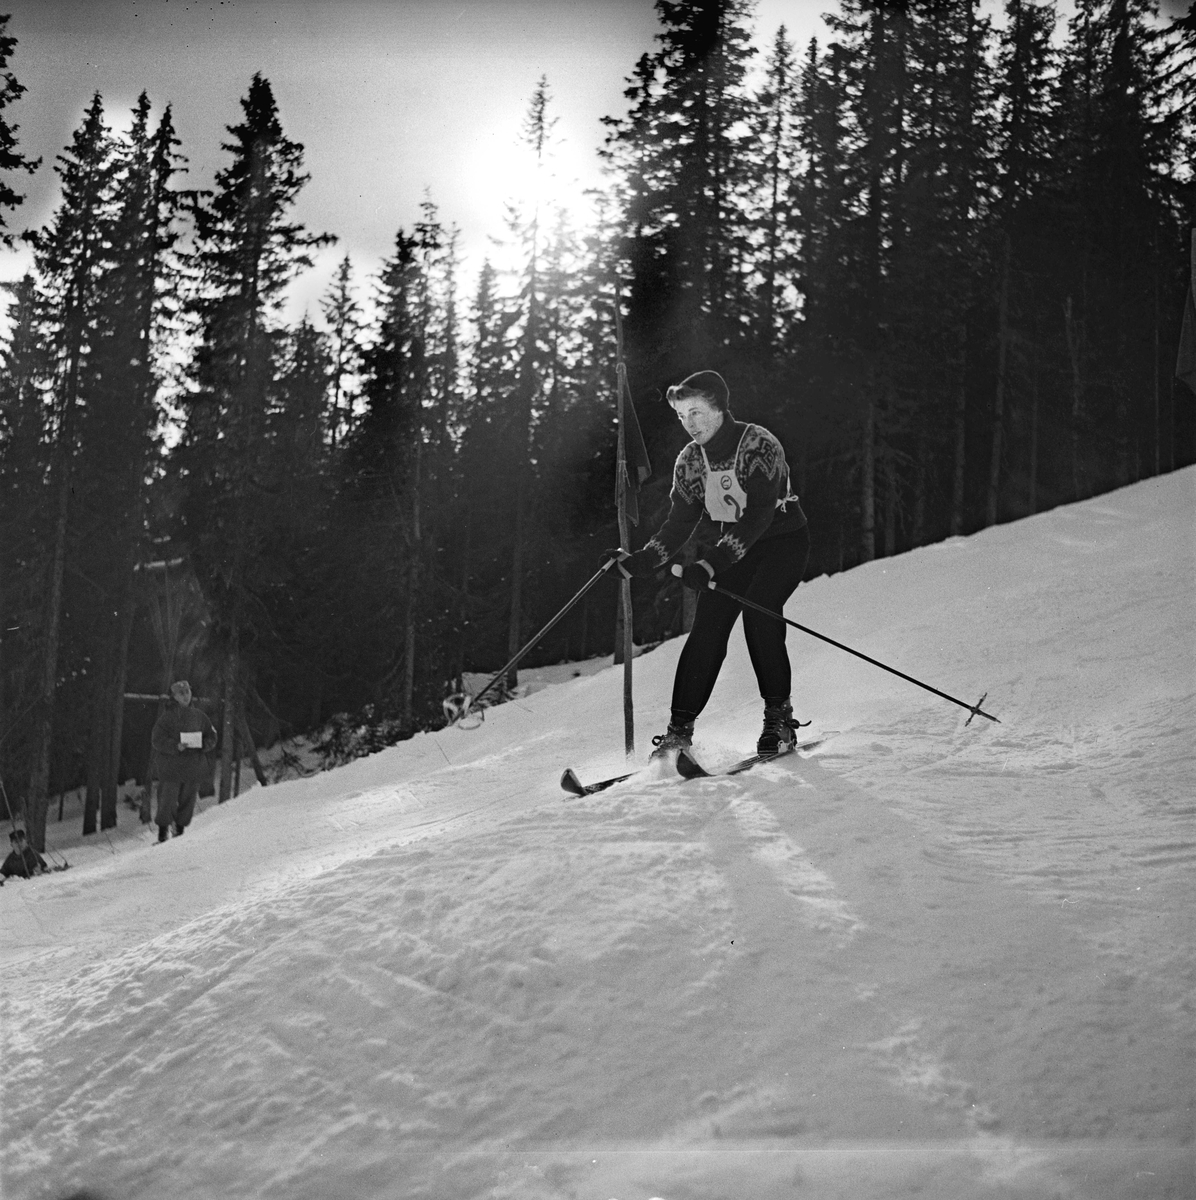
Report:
605,370,809,758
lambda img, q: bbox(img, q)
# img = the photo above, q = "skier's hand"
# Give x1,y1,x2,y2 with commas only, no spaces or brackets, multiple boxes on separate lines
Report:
675,560,715,591
600,547,632,578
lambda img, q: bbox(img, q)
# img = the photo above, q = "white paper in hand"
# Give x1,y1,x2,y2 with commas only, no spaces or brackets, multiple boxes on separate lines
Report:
179,731,204,750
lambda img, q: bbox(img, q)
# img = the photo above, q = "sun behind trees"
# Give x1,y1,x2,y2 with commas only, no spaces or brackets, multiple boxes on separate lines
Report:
0,0,1193,847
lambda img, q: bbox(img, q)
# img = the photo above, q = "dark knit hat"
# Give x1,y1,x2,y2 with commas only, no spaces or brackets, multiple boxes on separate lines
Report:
666,370,731,414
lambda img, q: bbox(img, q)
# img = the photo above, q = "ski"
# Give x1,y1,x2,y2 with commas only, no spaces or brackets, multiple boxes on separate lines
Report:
562,733,835,795
0,862,68,880
560,767,637,796
676,735,832,780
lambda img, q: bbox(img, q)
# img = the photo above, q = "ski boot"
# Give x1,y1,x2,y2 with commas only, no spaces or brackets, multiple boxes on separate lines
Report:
650,719,695,761
757,699,809,756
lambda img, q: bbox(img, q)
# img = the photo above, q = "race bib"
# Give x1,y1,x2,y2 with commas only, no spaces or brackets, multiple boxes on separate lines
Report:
701,433,749,523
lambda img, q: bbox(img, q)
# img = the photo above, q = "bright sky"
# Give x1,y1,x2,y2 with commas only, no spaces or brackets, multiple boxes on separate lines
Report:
0,0,829,322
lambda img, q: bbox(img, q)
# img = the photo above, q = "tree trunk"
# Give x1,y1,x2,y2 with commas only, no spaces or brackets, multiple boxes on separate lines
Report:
883,454,897,558
455,511,471,683
987,234,1012,528
0,569,6,804
1063,295,1084,500
506,464,527,693
218,618,239,804
401,439,422,731
83,652,111,836
402,567,417,729
233,720,242,798
506,193,540,695
102,582,136,831
1152,242,1161,477
84,587,131,833
950,371,967,537
1028,359,1040,516
26,448,72,854
912,423,927,546
615,363,634,756
861,400,876,562
238,709,269,787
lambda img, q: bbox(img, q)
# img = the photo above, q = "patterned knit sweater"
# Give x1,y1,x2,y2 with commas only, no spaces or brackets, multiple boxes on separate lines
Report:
628,417,807,577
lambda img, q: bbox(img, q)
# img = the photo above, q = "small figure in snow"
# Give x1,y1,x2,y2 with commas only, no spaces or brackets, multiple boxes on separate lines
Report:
603,370,809,757
150,681,216,843
2,827,48,879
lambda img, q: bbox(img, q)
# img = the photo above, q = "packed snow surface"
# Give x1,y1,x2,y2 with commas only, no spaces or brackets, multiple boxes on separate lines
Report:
3,471,1194,1200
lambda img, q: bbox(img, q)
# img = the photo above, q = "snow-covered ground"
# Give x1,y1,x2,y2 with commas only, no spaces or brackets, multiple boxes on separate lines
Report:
2,470,1193,1200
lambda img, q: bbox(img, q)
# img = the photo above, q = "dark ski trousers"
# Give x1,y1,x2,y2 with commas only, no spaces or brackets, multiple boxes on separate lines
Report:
671,526,810,722
156,780,198,832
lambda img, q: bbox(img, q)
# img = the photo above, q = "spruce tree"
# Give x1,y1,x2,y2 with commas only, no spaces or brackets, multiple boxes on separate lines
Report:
1053,0,1179,497
320,254,362,448
988,0,1058,520
72,95,187,833
0,275,51,823
602,0,758,384
815,0,912,559
247,317,336,734
179,73,332,801
454,259,516,678
412,205,466,715
790,34,855,452
1154,0,1196,473
891,0,995,546
322,202,465,737
0,14,39,244
747,25,800,359
502,77,556,690
23,94,117,849
344,224,429,730
0,15,40,808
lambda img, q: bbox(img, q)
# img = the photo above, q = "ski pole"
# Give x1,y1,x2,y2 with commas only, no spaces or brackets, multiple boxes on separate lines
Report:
448,558,622,725
672,567,1000,725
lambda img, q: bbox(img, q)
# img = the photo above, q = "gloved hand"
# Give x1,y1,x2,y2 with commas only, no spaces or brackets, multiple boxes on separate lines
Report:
674,560,715,591
600,547,632,578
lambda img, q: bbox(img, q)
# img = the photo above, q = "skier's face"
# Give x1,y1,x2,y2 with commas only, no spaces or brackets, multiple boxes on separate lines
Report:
671,396,723,445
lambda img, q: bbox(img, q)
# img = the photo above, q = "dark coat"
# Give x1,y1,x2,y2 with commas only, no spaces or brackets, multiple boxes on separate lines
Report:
2,845,47,878
151,702,217,786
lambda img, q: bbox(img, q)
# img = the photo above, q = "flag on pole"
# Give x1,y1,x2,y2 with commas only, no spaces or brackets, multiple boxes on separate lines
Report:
614,279,652,525
612,281,646,756
1177,231,1196,394
1178,289,1196,394
618,367,652,525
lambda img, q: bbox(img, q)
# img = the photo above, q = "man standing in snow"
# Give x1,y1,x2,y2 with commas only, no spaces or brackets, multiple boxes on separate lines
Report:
604,371,809,758
150,681,216,843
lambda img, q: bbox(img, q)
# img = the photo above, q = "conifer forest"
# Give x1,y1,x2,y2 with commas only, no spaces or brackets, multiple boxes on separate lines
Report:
1,1,1193,849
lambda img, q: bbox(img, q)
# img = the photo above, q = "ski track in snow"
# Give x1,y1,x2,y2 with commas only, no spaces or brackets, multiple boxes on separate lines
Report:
722,782,863,939
2,470,1194,1200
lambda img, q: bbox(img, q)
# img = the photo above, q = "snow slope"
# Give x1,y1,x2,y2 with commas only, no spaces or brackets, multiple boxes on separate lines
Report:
2,470,1193,1200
